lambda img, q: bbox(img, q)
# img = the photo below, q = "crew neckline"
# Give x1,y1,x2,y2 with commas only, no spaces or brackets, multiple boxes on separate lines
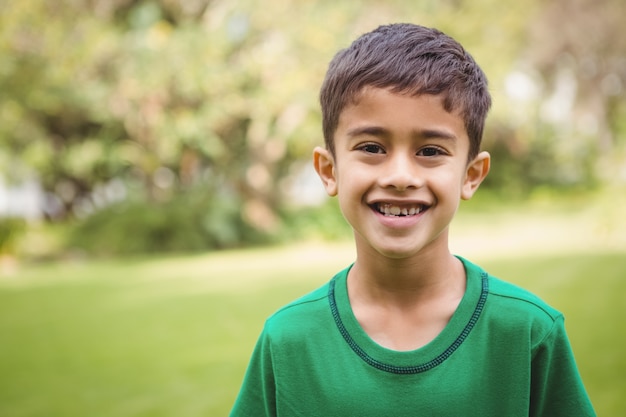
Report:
328,256,489,374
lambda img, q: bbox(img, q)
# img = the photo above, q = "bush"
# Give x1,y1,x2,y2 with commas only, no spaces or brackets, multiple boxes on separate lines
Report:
481,122,599,197
0,218,26,255
67,191,274,257
281,198,352,241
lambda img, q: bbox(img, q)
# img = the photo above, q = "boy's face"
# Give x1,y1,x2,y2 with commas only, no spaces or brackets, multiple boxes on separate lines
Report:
314,87,490,260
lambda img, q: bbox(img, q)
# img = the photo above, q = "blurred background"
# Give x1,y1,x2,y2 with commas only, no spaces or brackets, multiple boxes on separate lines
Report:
0,0,624,416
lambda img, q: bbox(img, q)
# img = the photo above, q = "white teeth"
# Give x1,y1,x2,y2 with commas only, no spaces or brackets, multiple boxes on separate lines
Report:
377,203,424,217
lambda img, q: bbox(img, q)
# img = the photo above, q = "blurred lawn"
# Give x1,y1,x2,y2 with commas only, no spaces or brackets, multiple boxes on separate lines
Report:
0,244,624,416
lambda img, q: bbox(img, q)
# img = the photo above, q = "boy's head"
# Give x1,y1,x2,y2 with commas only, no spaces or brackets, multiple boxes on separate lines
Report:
320,23,491,162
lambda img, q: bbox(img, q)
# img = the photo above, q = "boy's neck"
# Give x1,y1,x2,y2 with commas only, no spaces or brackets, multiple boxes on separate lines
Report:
348,240,466,307
346,242,467,351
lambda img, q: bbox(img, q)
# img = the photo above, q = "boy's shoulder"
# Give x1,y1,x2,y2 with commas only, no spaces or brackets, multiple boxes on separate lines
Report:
486,272,562,321
263,279,333,335
463,260,563,340
274,283,330,316
474,262,565,343
461,256,561,321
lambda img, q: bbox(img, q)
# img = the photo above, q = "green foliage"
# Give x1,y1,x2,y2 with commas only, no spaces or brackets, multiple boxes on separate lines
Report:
67,194,354,256
282,198,352,241
0,218,26,255
0,0,543,208
481,121,599,196
1,0,625,253
67,189,274,256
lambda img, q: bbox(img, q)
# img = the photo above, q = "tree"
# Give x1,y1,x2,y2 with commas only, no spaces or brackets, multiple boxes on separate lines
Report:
524,0,626,181
7,0,595,252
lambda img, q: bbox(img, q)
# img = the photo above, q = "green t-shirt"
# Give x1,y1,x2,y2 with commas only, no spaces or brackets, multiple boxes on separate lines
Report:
230,257,595,416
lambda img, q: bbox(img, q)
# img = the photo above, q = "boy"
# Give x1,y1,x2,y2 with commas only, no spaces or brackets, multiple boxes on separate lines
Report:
230,23,595,416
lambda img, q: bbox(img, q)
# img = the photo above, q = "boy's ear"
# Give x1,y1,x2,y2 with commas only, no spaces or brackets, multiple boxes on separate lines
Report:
313,146,338,196
461,151,490,200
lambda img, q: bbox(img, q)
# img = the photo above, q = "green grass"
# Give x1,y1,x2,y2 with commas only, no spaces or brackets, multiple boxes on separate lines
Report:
0,244,624,416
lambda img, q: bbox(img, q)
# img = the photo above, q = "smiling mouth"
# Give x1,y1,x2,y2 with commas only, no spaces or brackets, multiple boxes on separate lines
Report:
373,203,427,217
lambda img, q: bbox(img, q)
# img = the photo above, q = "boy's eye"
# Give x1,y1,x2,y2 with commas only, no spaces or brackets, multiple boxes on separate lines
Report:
359,144,385,154
418,147,444,157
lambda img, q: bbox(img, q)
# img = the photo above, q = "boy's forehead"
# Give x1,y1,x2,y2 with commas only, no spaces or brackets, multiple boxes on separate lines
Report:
342,87,461,123
337,87,469,141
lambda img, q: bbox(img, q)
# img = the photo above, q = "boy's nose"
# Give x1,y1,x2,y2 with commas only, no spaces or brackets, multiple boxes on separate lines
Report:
378,154,424,191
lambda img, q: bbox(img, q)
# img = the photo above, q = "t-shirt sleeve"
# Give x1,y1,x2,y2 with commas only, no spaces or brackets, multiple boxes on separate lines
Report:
530,315,596,417
229,326,277,417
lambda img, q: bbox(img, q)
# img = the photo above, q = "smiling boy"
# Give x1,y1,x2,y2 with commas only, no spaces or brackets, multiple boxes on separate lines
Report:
230,23,595,416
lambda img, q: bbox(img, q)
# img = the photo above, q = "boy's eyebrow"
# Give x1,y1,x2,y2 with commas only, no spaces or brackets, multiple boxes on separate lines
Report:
345,125,458,141
419,128,458,141
345,125,389,138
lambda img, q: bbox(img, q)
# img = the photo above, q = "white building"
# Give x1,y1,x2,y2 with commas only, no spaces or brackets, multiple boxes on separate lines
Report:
0,177,44,221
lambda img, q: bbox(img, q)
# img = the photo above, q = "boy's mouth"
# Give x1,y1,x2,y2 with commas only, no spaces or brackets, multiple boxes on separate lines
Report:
373,203,427,217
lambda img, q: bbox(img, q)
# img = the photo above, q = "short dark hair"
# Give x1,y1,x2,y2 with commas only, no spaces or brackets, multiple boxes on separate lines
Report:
320,23,491,161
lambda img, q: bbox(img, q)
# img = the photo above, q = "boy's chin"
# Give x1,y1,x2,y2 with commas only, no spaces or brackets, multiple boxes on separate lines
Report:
362,234,449,261
370,243,426,260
